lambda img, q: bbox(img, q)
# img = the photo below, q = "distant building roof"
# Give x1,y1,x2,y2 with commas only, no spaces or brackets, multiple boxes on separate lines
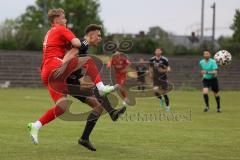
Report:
169,34,219,48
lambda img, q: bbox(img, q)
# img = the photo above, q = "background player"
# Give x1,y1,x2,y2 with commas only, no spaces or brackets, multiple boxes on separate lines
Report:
149,48,171,112
135,58,147,91
107,51,131,106
199,50,221,113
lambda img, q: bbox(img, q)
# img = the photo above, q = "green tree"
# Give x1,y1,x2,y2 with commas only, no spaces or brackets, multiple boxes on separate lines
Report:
132,37,158,54
0,19,18,49
218,36,240,56
103,26,175,54
174,45,188,55
231,9,240,42
147,26,175,54
0,0,103,50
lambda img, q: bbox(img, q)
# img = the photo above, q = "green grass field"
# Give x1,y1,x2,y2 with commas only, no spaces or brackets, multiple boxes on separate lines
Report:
0,88,240,160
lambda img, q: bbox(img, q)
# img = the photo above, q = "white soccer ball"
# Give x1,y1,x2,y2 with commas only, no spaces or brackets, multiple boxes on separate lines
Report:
214,50,232,66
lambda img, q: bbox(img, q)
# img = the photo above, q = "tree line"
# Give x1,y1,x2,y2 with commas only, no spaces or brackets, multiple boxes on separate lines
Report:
0,0,239,56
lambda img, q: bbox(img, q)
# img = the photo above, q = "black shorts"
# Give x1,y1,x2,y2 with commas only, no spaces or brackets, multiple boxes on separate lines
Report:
153,75,168,90
67,69,90,103
202,78,219,93
137,75,145,83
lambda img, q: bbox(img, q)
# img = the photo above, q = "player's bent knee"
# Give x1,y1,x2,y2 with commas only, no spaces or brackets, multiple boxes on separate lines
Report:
202,88,209,94
153,86,159,92
86,97,101,109
95,106,103,114
91,102,103,114
56,97,73,111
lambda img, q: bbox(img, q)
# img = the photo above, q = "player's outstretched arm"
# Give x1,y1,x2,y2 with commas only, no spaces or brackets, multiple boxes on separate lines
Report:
71,38,81,48
62,36,81,63
62,48,79,63
160,66,171,73
149,67,153,79
62,36,88,64
167,66,171,72
207,70,218,75
200,70,217,76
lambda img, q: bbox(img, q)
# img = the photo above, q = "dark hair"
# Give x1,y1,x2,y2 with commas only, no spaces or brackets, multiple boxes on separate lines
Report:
48,8,65,23
204,50,211,54
84,24,102,34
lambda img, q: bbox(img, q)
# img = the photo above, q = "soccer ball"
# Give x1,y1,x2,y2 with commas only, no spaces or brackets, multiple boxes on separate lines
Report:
214,50,232,66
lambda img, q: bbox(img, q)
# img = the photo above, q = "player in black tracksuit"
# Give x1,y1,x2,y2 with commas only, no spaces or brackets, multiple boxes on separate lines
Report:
149,48,171,112
66,25,126,151
135,58,147,91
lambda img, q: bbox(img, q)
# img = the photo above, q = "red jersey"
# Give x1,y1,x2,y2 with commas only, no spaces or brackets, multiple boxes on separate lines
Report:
107,54,131,73
42,24,76,64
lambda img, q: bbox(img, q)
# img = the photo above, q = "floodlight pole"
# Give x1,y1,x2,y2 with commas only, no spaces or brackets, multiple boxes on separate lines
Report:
201,0,205,41
211,2,216,50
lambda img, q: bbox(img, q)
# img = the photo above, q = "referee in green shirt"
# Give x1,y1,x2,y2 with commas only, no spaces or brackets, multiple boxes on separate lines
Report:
199,51,221,113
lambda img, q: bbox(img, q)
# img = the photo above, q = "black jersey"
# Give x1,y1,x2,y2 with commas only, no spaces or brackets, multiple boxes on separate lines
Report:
67,38,89,83
78,38,89,56
136,64,147,77
149,56,169,79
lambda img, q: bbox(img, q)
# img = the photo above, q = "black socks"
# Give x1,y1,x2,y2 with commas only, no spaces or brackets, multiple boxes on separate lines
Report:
203,94,221,110
81,111,100,140
203,94,209,107
215,96,220,109
155,92,162,100
163,95,169,106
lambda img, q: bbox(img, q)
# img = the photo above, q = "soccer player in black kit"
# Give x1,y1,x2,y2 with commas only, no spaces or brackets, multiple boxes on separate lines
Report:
67,24,126,151
136,58,147,91
149,48,171,112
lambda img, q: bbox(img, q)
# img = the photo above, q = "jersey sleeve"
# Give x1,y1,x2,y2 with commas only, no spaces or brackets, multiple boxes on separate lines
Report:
126,59,131,65
164,59,169,66
144,66,147,71
107,60,112,68
149,59,154,68
199,60,203,69
135,66,139,71
60,26,76,42
212,60,218,70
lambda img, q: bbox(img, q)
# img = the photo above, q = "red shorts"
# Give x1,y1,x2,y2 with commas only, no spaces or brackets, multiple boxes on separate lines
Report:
115,72,127,86
41,57,78,103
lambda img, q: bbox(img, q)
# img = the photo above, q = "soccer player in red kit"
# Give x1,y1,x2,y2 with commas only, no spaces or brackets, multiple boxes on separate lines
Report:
107,51,131,105
27,8,117,144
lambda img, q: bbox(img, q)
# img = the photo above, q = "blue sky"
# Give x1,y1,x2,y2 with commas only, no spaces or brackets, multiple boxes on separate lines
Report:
0,0,239,37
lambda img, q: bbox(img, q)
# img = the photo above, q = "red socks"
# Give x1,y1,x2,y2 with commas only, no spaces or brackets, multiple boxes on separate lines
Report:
39,106,65,126
120,90,127,98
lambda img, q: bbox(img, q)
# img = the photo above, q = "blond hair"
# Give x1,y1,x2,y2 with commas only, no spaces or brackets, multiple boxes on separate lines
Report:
48,8,65,23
